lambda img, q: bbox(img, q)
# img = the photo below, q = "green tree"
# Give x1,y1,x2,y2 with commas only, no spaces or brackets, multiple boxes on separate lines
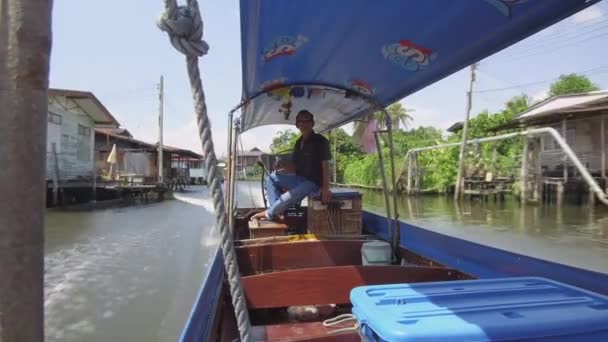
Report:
353,102,413,147
270,129,298,153
376,102,413,130
548,74,599,97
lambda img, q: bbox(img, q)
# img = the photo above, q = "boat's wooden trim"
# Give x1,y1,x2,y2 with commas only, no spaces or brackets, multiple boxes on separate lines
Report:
242,265,460,309
252,322,359,341
236,240,367,275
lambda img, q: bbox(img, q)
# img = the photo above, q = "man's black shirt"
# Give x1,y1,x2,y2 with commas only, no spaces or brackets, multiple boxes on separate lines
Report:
293,132,331,186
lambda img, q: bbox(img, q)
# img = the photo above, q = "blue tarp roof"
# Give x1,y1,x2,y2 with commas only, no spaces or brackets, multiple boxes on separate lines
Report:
238,0,600,133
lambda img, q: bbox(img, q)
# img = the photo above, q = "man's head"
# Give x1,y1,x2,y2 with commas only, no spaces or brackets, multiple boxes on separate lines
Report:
295,110,314,135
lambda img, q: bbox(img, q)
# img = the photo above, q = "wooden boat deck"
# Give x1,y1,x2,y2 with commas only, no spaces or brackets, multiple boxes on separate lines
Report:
212,214,475,341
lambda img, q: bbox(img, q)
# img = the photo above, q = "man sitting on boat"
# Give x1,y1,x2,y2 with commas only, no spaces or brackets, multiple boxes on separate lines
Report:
252,110,332,221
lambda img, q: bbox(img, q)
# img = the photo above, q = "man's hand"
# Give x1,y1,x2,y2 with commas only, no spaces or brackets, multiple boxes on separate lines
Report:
321,186,332,204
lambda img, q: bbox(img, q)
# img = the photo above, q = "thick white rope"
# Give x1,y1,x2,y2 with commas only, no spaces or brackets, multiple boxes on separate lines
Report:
157,1,252,341
322,314,359,335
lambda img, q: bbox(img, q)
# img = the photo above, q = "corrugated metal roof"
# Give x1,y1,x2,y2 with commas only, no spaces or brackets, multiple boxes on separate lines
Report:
49,88,121,127
517,91,608,121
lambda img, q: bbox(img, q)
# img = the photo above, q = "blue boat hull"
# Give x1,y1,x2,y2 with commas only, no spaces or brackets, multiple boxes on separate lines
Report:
180,210,608,341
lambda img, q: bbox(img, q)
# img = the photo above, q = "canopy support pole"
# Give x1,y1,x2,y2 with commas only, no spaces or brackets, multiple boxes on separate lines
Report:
384,113,401,262
1,0,52,340
374,131,394,256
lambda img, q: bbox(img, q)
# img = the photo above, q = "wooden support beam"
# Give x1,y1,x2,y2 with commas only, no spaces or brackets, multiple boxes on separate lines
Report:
242,266,460,309
0,1,52,340
562,119,568,181
602,114,606,179
557,181,565,206
533,138,542,202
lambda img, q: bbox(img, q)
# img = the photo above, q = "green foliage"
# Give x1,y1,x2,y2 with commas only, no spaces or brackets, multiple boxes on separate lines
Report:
548,74,599,97
270,129,298,153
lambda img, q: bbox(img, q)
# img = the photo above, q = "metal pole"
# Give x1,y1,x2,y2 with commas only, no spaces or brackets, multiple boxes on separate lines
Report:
454,63,478,200
228,121,239,236
385,115,401,258
158,75,164,183
332,130,337,183
0,1,51,340
230,122,239,210
226,110,234,201
374,131,394,255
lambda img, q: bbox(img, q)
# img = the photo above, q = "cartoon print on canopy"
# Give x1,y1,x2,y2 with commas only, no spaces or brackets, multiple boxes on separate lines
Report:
262,35,308,62
260,77,287,92
382,40,436,72
349,79,375,96
482,0,528,17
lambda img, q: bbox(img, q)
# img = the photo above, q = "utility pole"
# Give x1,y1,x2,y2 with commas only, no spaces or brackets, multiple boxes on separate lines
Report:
454,63,478,200
158,75,164,183
1,1,52,341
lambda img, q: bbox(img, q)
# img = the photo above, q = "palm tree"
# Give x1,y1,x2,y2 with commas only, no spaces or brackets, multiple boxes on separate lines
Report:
377,102,413,130
353,102,413,146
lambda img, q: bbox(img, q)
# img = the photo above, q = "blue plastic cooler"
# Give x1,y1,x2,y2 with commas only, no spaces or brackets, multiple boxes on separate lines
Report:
350,277,608,341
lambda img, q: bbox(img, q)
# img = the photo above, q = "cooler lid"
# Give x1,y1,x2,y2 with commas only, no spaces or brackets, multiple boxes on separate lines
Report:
350,277,608,341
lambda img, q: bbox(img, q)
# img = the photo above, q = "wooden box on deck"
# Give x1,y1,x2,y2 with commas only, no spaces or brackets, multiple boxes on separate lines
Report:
248,220,288,239
307,192,362,235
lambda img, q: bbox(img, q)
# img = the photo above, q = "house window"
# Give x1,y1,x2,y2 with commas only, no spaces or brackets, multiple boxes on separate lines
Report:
543,127,575,151
77,124,91,161
566,127,575,146
48,113,62,125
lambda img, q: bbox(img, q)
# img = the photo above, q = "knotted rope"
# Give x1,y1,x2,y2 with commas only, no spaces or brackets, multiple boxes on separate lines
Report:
158,1,252,341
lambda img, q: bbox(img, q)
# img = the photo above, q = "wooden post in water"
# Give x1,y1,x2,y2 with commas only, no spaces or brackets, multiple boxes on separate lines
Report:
52,143,60,206
602,114,606,180
0,1,52,340
562,118,568,181
557,181,565,206
413,153,421,193
520,137,529,205
533,138,542,202
406,153,413,195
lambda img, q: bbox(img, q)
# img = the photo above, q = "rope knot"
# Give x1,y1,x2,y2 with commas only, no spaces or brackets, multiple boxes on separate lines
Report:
158,5,209,57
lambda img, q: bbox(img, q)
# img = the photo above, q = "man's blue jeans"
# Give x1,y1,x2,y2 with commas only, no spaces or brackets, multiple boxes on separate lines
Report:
265,171,319,220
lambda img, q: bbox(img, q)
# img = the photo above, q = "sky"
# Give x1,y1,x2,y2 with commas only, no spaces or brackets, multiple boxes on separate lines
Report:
50,1,608,157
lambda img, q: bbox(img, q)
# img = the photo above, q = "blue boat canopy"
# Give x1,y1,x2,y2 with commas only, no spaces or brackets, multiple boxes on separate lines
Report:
238,0,600,133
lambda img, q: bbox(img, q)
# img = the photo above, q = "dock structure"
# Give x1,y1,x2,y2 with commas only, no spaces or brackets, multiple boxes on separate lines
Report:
463,177,514,201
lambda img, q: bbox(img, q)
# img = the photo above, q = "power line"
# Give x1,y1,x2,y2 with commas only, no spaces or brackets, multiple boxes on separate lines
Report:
510,20,608,52
474,65,608,93
498,31,608,63
503,25,608,60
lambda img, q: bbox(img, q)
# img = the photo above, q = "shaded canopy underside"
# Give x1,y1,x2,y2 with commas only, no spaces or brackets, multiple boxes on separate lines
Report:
238,0,599,133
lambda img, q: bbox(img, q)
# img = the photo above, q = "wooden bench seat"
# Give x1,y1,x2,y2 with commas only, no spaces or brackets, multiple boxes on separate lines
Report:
236,240,367,275
242,265,460,309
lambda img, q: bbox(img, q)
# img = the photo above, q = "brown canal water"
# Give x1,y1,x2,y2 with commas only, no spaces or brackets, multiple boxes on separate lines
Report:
44,182,608,341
